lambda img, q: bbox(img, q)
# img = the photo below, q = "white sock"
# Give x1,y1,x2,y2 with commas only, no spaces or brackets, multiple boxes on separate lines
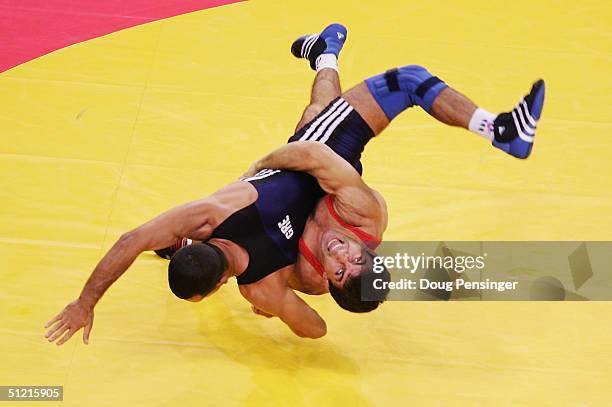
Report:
315,54,338,72
468,108,497,141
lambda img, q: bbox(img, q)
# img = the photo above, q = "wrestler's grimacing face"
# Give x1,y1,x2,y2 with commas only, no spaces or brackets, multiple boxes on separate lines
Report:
320,230,368,288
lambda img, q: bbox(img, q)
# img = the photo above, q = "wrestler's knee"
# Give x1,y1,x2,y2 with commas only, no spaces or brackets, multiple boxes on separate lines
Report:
296,103,325,132
364,64,448,119
303,103,326,122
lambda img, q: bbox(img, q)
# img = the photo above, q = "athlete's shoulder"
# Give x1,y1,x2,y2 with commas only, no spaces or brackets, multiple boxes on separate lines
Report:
238,265,294,307
210,180,258,207
332,185,386,236
369,188,388,234
199,181,258,228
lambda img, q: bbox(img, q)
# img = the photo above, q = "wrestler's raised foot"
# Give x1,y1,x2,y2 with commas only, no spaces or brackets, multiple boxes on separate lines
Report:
291,23,347,70
492,79,546,159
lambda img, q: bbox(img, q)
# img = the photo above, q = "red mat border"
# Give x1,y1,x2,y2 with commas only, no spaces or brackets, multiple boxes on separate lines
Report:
0,0,244,73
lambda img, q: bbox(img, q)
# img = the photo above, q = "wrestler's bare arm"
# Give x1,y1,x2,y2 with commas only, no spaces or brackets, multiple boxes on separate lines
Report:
250,141,385,229
83,199,218,304
241,268,327,338
44,197,220,346
276,288,327,338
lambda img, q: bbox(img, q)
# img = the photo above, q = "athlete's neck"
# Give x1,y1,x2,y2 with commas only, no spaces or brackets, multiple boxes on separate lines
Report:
208,238,248,278
301,219,325,265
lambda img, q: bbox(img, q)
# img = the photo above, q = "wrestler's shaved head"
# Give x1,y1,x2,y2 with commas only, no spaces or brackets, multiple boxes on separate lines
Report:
168,243,227,299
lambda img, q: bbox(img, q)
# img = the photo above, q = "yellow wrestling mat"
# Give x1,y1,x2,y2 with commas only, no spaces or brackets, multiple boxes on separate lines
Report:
1,0,612,405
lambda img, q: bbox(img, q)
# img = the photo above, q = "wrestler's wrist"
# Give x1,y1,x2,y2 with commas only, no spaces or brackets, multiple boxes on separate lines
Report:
77,295,96,310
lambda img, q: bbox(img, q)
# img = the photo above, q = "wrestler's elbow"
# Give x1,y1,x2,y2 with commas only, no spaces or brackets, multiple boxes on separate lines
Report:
310,323,327,339
117,231,139,249
294,320,327,339
117,227,155,253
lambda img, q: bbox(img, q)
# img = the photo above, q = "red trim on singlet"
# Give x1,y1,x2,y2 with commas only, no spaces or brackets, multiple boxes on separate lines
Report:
298,195,382,279
324,195,380,248
299,237,326,278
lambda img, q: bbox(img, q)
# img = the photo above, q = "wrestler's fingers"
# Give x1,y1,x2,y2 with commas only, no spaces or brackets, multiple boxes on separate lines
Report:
45,312,63,328
48,324,70,342
56,329,76,346
45,321,67,338
83,318,93,345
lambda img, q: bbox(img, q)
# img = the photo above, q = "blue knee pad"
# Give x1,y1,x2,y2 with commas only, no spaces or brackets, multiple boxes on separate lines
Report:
364,65,448,120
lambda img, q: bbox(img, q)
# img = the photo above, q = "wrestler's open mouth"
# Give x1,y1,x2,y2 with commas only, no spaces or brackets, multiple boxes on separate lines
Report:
327,238,344,254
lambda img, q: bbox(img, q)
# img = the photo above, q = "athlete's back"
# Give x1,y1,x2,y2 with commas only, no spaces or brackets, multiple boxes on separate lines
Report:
211,169,324,285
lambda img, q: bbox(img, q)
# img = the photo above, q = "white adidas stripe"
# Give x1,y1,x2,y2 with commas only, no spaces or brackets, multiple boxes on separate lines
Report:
511,110,534,143
306,36,318,58
319,104,354,143
516,102,536,129
303,35,318,58
308,101,350,141
299,99,345,141
514,102,536,132
301,35,315,57
514,106,535,136
520,100,538,128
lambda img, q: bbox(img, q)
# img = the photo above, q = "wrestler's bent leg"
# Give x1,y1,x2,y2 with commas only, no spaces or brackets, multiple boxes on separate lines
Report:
343,65,545,159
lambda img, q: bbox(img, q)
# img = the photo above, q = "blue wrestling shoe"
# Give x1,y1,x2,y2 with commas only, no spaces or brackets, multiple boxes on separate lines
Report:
492,79,546,159
291,23,348,70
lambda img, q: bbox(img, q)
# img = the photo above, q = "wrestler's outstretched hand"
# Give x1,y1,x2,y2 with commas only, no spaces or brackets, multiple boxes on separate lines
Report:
251,305,275,318
45,300,94,346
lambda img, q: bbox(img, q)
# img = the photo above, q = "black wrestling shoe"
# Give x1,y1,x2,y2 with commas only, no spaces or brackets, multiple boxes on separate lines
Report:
291,23,347,70
154,237,193,260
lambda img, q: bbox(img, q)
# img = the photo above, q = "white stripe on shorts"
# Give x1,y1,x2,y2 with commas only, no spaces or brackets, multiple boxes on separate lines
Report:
318,104,354,143
308,101,351,142
299,99,349,141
